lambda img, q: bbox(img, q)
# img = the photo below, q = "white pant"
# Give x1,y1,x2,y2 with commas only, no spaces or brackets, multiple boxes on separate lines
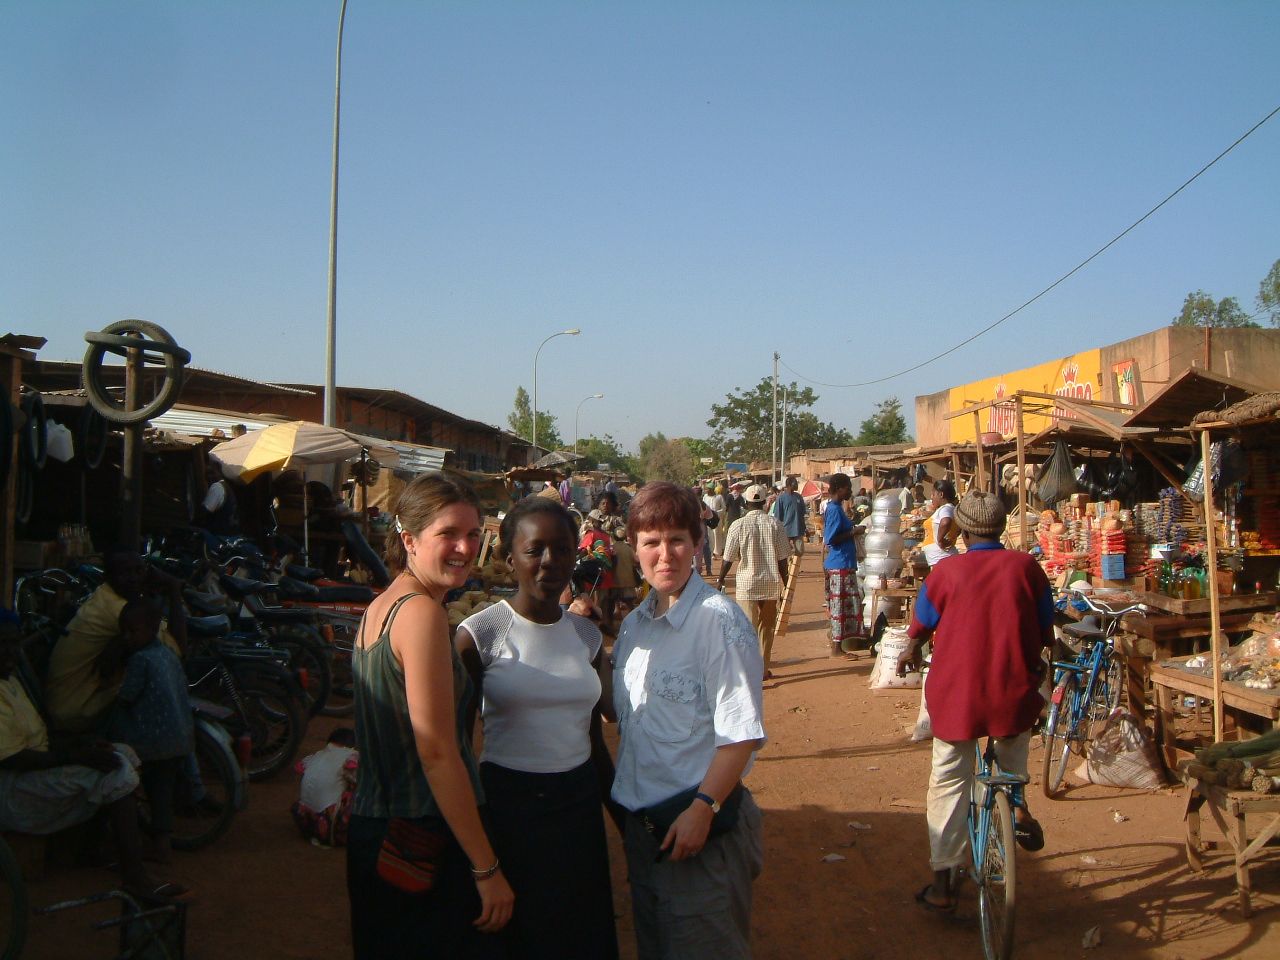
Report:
926,731,1031,871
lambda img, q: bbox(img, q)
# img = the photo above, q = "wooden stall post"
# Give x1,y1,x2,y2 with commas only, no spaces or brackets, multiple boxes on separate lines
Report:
1199,428,1225,742
1015,395,1027,550
120,342,143,550
972,411,987,491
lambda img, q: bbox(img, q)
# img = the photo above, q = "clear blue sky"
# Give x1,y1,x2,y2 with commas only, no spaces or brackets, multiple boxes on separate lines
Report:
3,1,1277,453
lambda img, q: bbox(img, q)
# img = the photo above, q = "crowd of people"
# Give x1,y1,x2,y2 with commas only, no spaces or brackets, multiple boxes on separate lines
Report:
0,462,1056,960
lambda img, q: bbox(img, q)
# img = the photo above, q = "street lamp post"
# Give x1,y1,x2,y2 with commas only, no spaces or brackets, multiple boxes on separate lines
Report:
532,328,580,452
574,393,604,454
323,0,349,428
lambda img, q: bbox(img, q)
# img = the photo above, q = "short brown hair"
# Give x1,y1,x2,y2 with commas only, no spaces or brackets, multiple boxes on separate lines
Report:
626,482,703,544
384,473,482,576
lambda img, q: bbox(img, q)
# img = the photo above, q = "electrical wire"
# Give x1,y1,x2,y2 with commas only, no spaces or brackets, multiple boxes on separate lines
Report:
780,103,1280,390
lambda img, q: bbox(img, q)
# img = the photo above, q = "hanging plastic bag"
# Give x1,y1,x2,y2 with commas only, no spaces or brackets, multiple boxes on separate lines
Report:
45,421,75,463
1035,439,1078,506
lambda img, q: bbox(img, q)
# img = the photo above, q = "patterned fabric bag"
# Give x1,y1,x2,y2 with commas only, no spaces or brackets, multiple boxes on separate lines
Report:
376,817,451,894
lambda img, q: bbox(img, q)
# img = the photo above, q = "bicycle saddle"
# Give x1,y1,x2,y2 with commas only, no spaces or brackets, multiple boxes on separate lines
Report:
1062,615,1103,641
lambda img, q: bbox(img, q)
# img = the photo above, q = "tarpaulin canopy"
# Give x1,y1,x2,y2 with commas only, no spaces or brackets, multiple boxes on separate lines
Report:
209,421,399,482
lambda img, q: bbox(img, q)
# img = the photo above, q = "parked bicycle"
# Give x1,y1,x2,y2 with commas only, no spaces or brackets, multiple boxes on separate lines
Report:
1041,591,1144,798
1,834,25,960
966,739,1028,960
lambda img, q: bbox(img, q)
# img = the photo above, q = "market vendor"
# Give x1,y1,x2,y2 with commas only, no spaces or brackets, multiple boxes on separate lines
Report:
895,490,1052,913
44,547,187,734
918,479,959,566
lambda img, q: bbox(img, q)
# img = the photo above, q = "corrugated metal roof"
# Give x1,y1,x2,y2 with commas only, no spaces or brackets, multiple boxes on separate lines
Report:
150,406,293,438
385,440,450,474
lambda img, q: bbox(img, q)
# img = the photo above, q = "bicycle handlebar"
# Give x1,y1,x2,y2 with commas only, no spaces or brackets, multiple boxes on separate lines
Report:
1076,592,1146,618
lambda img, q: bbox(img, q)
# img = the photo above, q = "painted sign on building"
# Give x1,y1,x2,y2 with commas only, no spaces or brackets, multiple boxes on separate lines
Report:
949,349,1103,443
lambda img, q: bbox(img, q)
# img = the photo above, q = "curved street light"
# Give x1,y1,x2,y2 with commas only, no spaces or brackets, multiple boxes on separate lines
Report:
532,328,580,452
574,393,605,454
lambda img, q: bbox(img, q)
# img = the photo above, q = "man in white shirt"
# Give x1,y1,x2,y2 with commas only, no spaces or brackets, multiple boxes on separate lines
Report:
717,485,791,680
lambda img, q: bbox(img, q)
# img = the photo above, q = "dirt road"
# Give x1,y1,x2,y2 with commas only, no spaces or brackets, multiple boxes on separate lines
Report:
21,551,1280,958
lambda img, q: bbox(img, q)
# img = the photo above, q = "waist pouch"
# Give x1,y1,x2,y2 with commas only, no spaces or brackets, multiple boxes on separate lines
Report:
639,782,744,841
376,816,451,894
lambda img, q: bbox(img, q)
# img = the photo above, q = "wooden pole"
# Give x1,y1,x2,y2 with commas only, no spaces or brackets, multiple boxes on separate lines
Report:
1015,395,1027,550
950,452,962,491
120,343,143,551
972,411,987,491
1200,429,1225,742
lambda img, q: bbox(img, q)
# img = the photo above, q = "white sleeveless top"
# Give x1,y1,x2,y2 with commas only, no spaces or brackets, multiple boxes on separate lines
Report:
458,601,602,774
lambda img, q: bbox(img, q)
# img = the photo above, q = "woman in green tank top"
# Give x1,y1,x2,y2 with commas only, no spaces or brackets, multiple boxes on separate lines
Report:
347,474,513,959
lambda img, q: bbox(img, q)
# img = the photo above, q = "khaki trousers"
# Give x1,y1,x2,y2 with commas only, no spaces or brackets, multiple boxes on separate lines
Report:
735,596,779,670
926,731,1031,871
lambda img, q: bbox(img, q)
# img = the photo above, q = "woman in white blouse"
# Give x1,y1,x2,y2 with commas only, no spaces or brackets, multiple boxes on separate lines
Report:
455,498,619,960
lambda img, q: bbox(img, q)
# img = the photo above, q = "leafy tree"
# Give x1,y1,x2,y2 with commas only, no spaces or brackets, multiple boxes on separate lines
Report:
707,378,853,462
637,432,698,485
1172,290,1258,329
854,397,911,445
1258,258,1280,327
575,434,637,478
507,386,563,450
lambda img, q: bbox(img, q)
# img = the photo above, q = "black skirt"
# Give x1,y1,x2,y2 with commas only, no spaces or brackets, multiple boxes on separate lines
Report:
481,759,619,960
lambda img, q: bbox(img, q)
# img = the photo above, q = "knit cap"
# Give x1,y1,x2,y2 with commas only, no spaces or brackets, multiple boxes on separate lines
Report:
953,490,1006,536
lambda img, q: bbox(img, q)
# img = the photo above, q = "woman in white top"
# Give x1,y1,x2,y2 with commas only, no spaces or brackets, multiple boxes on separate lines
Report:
921,478,959,566
455,498,619,960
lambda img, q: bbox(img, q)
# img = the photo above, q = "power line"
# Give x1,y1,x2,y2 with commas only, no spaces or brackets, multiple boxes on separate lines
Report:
780,103,1280,390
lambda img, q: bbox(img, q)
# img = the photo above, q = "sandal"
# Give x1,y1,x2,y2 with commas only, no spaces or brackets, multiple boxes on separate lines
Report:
1014,816,1045,852
914,883,956,913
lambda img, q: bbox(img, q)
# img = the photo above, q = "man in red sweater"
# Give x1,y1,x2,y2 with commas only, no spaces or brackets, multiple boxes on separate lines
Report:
896,490,1053,912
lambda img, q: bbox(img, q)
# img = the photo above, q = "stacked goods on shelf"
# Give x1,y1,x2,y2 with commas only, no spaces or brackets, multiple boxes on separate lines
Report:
863,490,906,623
1037,510,1071,575
1093,526,1127,580
1155,487,1189,543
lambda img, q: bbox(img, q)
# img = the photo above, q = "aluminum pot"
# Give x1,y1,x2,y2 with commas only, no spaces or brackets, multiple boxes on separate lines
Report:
860,555,901,577
864,531,904,555
873,490,904,512
865,515,901,534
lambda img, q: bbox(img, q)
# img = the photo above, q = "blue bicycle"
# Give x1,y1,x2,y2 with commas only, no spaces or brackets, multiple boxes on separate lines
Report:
968,739,1027,960
1041,592,1144,798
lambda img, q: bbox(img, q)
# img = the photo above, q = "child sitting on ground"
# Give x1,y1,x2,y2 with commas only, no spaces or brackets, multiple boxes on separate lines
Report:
107,600,195,866
291,727,357,846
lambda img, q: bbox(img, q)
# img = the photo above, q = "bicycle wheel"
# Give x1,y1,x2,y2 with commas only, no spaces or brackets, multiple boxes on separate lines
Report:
170,723,242,851
238,681,307,782
1088,648,1122,721
977,790,1017,960
0,835,26,960
1041,673,1079,799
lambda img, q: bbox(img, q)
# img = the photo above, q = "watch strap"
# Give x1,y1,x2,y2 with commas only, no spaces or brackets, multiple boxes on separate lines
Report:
694,791,720,813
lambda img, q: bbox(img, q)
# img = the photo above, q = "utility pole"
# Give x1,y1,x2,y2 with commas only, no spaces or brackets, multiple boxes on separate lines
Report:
780,385,788,484
772,352,779,484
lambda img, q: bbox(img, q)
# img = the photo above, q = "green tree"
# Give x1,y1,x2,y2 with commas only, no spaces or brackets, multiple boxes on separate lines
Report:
1257,258,1280,327
575,434,637,478
707,378,852,462
637,432,698,485
507,386,563,450
1172,290,1258,329
854,397,911,445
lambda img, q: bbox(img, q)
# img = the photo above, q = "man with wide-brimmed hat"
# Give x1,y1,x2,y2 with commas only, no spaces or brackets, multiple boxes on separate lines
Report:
896,489,1052,913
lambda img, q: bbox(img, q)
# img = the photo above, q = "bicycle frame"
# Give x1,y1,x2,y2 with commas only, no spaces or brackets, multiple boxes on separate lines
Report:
968,741,1026,872
968,740,1026,960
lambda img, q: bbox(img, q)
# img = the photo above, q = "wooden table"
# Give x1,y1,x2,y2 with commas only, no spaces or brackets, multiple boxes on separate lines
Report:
1149,657,1280,769
868,586,917,625
1183,778,1280,918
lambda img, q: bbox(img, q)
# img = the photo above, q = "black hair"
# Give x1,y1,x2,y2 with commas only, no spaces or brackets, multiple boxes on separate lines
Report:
596,491,618,512
498,497,579,559
327,727,356,748
933,479,957,503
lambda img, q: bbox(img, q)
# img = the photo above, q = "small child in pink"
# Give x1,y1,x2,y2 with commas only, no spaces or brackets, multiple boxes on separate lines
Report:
290,727,357,846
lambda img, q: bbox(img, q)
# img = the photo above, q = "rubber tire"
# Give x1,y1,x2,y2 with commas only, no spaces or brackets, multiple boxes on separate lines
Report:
237,680,307,782
82,319,188,426
0,378,11,492
271,629,333,718
1041,673,1078,799
320,628,356,718
1088,649,1122,721
167,724,241,851
977,790,1017,960
13,462,33,526
0,835,26,960
18,392,46,471
78,403,109,471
